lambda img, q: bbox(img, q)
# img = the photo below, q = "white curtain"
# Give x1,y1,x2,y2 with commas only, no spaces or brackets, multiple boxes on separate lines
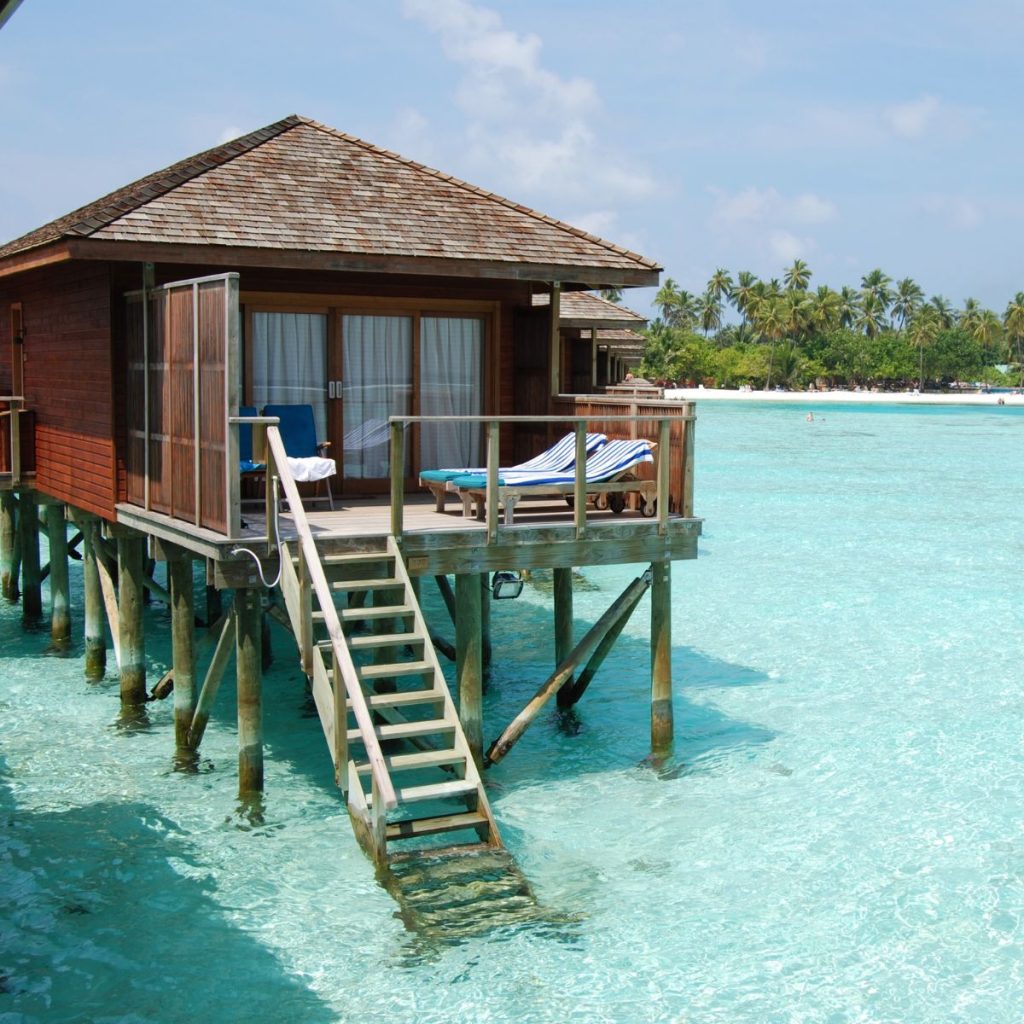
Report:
419,317,482,469
342,315,412,478
250,312,328,439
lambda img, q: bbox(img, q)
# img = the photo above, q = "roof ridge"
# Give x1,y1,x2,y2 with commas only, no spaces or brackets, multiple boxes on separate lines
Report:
0,115,303,260
299,116,660,271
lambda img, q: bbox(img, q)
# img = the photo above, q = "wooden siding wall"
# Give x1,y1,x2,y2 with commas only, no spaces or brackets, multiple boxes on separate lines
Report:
0,264,116,517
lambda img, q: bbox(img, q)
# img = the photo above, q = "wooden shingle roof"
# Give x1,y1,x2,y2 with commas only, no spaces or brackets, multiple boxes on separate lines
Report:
533,290,648,328
0,115,661,285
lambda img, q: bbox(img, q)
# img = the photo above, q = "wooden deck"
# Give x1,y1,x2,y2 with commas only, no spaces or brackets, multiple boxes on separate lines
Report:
116,491,702,577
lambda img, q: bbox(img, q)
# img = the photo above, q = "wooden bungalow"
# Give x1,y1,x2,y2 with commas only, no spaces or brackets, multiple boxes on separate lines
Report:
0,115,700,886
535,289,648,392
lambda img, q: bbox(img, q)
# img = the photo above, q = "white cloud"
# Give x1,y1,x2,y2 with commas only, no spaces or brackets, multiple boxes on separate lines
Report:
217,125,243,145
803,94,976,148
402,0,655,204
769,230,812,264
705,185,834,270
919,194,983,229
709,186,837,228
882,95,941,140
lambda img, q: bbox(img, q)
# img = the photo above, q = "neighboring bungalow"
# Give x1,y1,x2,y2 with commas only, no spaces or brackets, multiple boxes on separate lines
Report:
0,116,700,884
533,289,649,392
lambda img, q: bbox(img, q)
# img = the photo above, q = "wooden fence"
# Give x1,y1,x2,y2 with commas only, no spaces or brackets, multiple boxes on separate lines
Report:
553,394,694,516
125,273,240,535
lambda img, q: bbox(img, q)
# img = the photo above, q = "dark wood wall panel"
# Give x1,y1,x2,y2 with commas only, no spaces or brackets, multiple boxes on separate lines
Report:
1,264,115,517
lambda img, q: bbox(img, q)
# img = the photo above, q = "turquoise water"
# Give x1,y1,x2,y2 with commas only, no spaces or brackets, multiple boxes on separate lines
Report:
2,402,1023,1023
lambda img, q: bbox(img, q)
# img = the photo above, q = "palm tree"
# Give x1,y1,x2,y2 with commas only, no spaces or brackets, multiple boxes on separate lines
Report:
750,293,788,389
892,278,924,330
707,268,734,304
698,290,722,337
861,268,893,320
1004,292,1024,384
654,278,698,330
856,292,887,339
928,295,955,329
908,306,941,390
838,286,859,329
783,258,812,292
599,287,623,304
730,271,758,324
811,285,842,334
970,308,1002,352
654,278,682,322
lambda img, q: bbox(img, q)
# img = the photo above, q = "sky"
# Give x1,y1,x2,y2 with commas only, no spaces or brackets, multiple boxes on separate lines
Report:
2,0,1023,320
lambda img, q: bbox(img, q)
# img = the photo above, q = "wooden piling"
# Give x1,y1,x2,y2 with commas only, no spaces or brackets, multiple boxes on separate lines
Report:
19,491,41,622
117,532,147,705
553,567,574,707
45,504,71,644
236,587,264,795
168,551,196,749
1,492,17,602
650,559,673,751
80,517,106,680
455,572,483,768
480,573,492,670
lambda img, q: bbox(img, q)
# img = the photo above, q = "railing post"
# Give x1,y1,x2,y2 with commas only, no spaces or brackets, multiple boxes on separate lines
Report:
657,417,671,534
389,420,404,539
10,403,21,485
332,647,347,786
485,420,500,543
298,544,313,676
573,421,587,538
683,407,695,518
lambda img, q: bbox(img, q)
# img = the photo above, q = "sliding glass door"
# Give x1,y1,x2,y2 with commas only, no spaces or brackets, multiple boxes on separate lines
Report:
246,308,487,489
341,315,413,479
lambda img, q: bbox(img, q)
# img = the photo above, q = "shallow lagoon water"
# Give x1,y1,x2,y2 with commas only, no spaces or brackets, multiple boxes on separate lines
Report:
2,401,1023,1023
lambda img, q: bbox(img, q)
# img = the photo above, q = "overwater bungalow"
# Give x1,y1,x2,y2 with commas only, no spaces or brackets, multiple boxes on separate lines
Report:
0,115,700,889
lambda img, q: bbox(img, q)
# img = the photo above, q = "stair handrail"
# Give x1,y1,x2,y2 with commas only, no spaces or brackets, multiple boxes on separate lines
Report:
265,424,398,811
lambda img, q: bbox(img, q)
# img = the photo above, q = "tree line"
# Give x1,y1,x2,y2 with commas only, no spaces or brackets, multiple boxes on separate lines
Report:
637,261,1024,390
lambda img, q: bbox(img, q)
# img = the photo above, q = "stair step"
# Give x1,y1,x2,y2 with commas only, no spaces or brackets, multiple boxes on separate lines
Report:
311,550,391,565
341,632,424,651
349,687,446,710
386,811,489,842
330,577,402,592
371,779,478,807
357,660,433,680
347,718,455,742
355,748,465,775
337,604,415,622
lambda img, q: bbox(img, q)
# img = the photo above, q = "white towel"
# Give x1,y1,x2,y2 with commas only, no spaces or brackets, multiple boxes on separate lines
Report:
286,456,336,483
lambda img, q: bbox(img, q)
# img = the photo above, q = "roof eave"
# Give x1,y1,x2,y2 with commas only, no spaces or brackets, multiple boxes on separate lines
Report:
57,238,661,287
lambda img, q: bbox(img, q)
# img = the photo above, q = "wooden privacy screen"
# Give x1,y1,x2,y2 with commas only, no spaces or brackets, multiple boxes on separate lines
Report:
125,273,240,535
553,395,695,517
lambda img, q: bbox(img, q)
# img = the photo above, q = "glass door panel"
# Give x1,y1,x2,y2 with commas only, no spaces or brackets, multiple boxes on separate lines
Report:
250,311,328,439
341,314,413,479
419,317,482,470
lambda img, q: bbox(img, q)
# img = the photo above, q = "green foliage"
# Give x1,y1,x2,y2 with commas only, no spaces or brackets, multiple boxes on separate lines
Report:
646,260,1019,389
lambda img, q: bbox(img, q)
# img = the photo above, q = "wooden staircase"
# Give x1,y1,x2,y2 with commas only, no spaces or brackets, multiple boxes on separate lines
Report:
279,533,502,863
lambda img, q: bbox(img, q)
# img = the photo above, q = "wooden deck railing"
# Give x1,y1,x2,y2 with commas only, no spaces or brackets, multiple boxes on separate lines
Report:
388,412,696,545
0,396,33,482
264,422,398,816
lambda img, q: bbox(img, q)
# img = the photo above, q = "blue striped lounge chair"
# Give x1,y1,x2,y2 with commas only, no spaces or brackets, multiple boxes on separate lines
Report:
418,431,607,513
448,437,657,526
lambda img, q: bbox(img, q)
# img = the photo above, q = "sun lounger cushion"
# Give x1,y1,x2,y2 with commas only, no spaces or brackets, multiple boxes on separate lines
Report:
449,438,654,489
419,432,607,485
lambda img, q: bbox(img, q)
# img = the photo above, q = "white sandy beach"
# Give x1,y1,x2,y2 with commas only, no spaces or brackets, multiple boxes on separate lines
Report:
665,387,1024,407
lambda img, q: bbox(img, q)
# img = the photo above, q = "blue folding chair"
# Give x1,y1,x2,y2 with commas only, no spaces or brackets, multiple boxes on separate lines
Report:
238,405,264,474
262,404,336,509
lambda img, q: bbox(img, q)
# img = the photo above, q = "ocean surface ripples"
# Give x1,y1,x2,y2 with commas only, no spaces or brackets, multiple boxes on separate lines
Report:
2,402,1023,1022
